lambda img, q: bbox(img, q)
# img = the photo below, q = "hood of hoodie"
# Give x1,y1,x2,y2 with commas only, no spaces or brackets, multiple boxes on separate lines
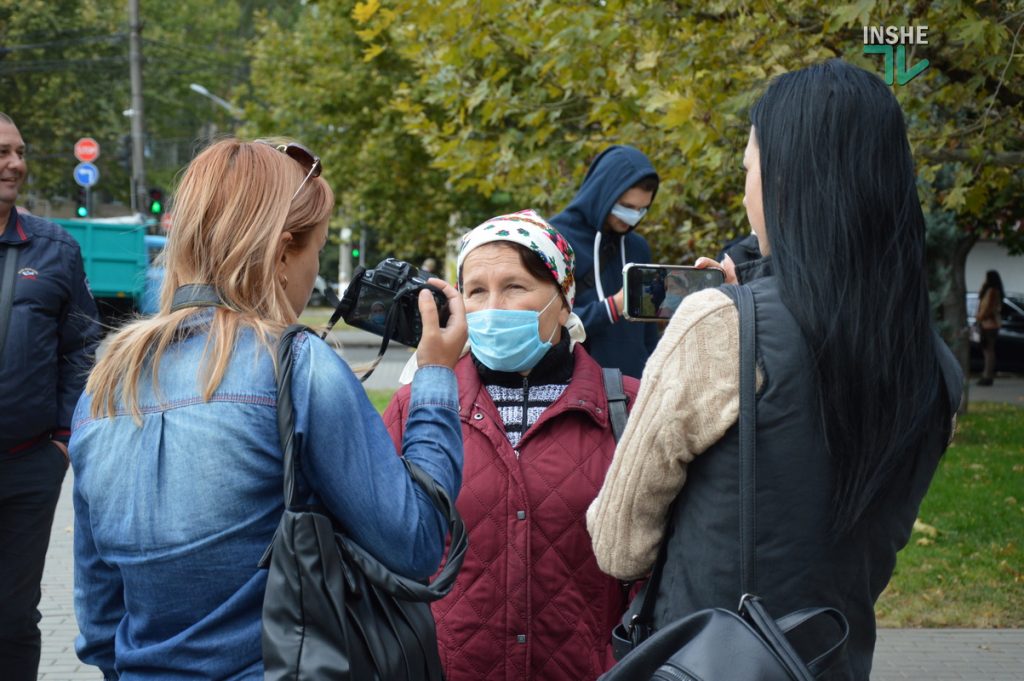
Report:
549,145,658,293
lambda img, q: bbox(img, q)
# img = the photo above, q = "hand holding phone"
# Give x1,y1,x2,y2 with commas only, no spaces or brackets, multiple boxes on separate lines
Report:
623,264,726,321
695,255,737,285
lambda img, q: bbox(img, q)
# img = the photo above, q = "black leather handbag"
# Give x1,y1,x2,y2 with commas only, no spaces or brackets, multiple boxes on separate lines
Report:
601,286,849,681
260,325,468,681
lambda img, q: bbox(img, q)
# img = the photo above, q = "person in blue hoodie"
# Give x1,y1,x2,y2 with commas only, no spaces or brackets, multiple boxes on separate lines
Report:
549,145,659,378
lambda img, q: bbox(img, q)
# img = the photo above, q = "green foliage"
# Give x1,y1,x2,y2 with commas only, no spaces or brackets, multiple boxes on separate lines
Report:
244,0,483,263
1,1,282,212
4,0,1021,304
876,402,1024,627
0,1,128,207
342,0,1022,265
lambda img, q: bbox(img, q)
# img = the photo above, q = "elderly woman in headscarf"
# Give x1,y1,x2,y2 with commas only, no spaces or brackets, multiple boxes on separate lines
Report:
385,210,639,681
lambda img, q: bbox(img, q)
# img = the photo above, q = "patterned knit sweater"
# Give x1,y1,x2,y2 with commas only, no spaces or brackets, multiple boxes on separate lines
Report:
474,332,574,450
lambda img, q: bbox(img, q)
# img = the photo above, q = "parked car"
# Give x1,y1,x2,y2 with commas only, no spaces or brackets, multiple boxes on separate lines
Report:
307,275,340,309
966,292,1024,374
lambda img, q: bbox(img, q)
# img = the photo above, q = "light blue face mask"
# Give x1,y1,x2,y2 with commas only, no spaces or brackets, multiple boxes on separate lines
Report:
467,294,560,373
661,294,683,313
610,203,648,227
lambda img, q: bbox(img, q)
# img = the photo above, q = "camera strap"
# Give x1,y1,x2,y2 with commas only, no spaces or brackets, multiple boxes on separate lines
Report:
320,266,420,383
356,304,399,383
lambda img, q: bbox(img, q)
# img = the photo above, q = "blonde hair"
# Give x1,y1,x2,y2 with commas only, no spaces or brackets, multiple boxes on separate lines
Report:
87,138,334,420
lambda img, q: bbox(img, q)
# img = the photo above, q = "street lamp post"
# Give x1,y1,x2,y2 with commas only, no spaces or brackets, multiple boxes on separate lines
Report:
188,83,244,119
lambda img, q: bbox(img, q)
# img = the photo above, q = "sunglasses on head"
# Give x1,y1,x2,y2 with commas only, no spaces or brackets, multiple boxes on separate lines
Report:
256,140,322,200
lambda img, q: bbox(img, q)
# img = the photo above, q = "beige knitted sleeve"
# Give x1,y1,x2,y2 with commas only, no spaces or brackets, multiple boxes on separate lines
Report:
586,288,743,580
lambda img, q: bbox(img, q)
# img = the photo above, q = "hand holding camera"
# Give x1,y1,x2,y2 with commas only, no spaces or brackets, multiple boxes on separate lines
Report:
324,258,466,379
416,278,467,370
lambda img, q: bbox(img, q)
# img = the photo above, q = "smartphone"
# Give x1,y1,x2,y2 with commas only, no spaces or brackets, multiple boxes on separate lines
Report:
623,264,726,321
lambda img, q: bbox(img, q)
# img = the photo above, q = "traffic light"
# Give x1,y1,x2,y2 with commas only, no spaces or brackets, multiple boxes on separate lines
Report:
118,134,131,172
351,247,360,258
76,187,89,218
148,187,165,216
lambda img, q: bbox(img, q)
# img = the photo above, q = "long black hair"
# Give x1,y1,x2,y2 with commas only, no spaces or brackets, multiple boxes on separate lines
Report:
750,60,949,535
980,270,1004,300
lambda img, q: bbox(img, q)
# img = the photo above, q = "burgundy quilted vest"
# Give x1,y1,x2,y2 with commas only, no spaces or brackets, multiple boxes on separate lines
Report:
384,346,638,681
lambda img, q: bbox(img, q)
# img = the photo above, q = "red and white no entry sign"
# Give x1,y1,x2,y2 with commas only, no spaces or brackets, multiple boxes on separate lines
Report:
74,137,100,163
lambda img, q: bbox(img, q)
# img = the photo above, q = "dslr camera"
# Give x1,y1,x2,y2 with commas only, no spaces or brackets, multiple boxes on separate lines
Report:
332,258,449,347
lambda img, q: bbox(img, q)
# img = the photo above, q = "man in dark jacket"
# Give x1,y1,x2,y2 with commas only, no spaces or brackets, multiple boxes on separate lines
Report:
0,113,101,680
549,145,659,378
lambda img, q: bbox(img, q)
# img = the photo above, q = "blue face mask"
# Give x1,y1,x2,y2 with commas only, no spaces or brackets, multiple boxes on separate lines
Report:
610,203,648,227
467,294,559,373
661,293,683,312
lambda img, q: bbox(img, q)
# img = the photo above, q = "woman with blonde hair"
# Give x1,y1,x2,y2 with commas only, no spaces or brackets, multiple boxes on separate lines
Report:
70,139,467,680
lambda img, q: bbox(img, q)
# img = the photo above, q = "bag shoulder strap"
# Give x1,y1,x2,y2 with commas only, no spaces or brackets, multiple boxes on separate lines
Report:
735,284,757,596
0,244,20,357
602,367,629,443
275,324,314,508
628,284,757,631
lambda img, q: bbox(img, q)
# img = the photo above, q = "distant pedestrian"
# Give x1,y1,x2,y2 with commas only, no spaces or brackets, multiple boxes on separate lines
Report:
420,256,438,276
976,269,1004,386
550,145,660,378
0,112,101,681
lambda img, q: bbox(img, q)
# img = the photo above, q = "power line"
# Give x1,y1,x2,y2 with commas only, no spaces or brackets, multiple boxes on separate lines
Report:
0,34,127,51
0,57,128,75
0,25,122,42
141,38,247,69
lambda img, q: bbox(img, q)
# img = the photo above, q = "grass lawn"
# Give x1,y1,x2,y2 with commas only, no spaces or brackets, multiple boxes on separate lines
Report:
875,402,1024,627
298,306,348,332
366,389,397,414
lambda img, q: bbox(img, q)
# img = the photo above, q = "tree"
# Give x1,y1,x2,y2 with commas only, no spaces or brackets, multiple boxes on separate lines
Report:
248,0,476,268
0,0,129,209
353,0,1021,393
0,0,280,213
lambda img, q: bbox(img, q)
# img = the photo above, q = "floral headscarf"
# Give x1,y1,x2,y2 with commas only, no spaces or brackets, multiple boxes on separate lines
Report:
456,209,577,307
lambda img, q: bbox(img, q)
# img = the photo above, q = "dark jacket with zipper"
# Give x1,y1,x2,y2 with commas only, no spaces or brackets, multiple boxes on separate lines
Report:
650,270,962,680
0,210,100,451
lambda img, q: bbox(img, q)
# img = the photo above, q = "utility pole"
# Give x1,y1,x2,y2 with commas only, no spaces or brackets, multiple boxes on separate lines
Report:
128,0,147,216
339,225,353,288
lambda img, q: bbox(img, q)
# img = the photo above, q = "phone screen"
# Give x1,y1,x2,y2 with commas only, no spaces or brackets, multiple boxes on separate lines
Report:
625,265,725,321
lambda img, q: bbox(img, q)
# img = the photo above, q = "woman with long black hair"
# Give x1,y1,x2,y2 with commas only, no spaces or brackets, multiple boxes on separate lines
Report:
587,59,962,680
976,269,1004,385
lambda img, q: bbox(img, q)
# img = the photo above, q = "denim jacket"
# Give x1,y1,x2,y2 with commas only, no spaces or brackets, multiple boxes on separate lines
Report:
69,320,462,680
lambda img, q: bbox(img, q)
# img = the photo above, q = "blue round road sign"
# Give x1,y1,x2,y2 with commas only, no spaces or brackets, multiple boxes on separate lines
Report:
74,162,100,188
